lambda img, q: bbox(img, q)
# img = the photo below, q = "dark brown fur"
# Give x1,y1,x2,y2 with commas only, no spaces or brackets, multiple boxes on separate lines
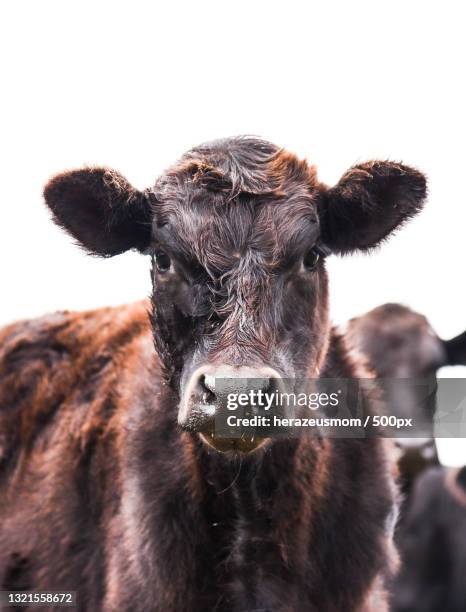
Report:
0,304,396,611
346,304,466,611
392,466,466,612
0,137,428,611
346,304,466,497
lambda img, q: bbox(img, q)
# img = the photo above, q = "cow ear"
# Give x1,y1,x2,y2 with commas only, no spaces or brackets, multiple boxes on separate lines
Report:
443,331,466,366
318,161,427,254
44,168,153,256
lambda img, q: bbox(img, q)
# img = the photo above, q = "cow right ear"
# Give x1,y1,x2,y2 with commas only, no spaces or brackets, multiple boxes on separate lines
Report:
443,330,466,366
44,168,153,257
318,161,427,255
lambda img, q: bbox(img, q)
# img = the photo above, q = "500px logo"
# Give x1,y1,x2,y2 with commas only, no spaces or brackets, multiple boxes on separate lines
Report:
226,390,341,411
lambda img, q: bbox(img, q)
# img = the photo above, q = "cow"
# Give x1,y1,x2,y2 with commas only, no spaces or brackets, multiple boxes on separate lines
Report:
392,465,466,612
346,303,466,497
0,137,427,611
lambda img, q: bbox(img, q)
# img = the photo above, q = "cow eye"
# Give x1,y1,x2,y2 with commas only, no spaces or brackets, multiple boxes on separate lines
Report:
155,250,171,273
303,248,320,271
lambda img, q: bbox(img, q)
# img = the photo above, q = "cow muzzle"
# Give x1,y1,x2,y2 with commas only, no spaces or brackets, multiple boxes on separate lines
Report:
179,364,284,453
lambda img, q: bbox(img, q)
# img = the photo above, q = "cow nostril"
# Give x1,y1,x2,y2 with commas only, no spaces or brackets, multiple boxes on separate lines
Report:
199,375,216,405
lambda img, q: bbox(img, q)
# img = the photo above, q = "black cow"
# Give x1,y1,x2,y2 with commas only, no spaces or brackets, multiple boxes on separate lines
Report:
347,303,466,494
392,465,466,612
0,137,427,611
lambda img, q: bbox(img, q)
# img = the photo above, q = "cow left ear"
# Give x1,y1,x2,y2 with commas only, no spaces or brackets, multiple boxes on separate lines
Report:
44,167,153,257
318,161,427,254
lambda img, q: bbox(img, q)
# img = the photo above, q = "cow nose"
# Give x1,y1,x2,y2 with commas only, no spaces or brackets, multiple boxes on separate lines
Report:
179,365,283,433
200,370,274,402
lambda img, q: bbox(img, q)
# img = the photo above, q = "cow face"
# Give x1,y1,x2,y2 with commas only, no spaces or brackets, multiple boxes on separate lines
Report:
44,137,427,452
347,305,448,381
347,304,466,456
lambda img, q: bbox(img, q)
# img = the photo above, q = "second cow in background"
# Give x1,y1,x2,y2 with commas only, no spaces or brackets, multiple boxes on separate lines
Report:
347,302,466,496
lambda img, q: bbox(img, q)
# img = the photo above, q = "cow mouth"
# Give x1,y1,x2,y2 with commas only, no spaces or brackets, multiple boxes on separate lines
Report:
199,432,267,453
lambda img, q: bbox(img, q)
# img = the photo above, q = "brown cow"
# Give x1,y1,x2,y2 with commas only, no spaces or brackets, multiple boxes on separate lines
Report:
346,305,466,610
346,303,466,497
0,137,427,611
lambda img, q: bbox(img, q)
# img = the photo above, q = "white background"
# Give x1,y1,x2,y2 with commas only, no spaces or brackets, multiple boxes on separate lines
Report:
1,1,465,464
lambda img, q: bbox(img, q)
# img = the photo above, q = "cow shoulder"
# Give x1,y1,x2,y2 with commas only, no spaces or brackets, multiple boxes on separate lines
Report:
0,301,152,471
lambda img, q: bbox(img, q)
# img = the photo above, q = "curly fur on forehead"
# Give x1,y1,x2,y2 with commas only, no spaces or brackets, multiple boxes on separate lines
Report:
154,136,318,201
149,137,321,274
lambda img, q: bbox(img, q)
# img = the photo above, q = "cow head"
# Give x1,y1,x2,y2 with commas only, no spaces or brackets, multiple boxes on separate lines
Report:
347,303,466,457
44,137,427,452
